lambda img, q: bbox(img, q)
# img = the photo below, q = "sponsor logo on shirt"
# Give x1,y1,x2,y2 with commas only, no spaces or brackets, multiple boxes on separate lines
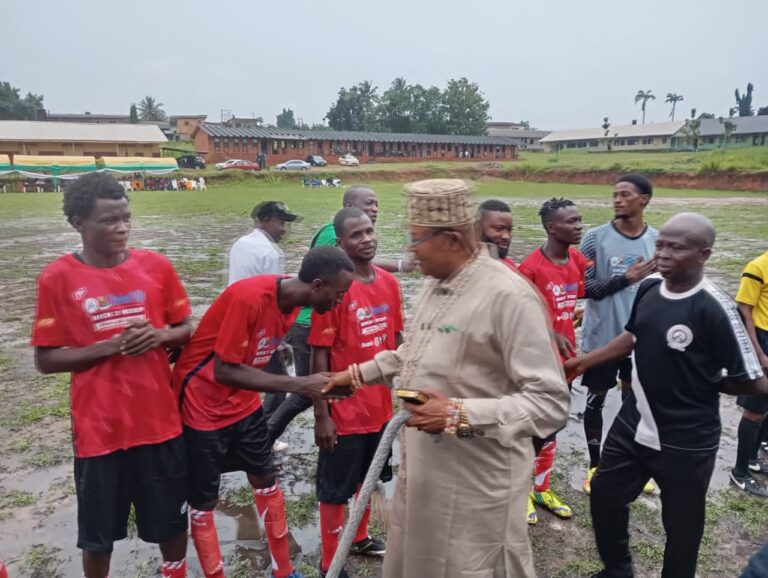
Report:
83,290,148,331
355,303,390,320
545,282,578,311
83,290,146,314
72,287,87,301
252,336,281,365
37,317,56,328
610,255,643,292
666,324,694,352
356,303,391,347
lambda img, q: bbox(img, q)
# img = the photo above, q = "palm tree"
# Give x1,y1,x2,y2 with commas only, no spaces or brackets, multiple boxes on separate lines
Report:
665,93,684,121
137,96,167,121
634,90,656,124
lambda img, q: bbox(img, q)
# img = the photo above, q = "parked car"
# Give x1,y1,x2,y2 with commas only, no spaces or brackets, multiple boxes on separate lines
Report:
305,155,328,167
338,154,359,166
276,159,311,171
176,154,206,169
215,159,260,171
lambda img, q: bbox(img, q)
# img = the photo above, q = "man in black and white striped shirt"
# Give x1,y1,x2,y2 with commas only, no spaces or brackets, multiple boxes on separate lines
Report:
566,212,767,578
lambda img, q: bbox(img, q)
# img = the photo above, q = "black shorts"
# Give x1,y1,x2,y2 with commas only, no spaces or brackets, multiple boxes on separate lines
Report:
74,435,188,553
185,407,275,507
316,426,393,504
582,356,633,392
736,327,768,413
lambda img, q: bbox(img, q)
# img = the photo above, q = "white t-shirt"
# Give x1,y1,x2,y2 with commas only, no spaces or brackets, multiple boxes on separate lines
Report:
228,228,283,285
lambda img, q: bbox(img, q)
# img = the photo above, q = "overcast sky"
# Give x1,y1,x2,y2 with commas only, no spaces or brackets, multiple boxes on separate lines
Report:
5,0,767,130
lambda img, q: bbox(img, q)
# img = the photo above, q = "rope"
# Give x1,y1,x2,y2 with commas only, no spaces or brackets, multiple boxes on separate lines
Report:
326,410,411,578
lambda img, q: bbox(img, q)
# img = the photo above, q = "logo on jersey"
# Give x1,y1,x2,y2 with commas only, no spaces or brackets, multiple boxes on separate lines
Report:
666,324,693,352
83,290,146,314
356,304,390,320
72,287,87,301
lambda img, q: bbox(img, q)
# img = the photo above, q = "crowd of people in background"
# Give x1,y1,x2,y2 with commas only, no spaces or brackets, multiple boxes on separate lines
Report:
16,171,768,578
118,175,206,192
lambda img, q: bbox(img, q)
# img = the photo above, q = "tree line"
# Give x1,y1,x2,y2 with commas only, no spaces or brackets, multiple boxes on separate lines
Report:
632,83,768,124
0,83,167,123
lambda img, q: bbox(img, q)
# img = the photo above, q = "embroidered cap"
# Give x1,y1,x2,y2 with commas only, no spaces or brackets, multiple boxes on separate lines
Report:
404,179,474,228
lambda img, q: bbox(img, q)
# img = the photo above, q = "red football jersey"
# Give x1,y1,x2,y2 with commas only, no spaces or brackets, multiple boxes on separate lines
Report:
309,267,403,435
519,247,586,350
31,250,191,458
174,275,299,431
502,257,518,271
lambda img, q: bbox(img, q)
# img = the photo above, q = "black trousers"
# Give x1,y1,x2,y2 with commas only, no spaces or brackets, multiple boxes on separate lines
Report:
261,350,288,422
267,324,313,442
591,420,716,578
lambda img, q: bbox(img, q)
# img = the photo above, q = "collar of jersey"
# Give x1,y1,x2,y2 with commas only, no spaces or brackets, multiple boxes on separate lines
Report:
659,276,707,300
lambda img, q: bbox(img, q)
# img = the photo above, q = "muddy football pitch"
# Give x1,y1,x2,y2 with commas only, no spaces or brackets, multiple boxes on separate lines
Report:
0,179,766,577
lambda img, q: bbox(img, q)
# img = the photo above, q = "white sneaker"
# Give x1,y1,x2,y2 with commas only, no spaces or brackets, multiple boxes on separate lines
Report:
273,440,289,453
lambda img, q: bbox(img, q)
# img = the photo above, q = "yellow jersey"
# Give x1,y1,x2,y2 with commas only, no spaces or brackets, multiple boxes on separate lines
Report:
735,251,768,331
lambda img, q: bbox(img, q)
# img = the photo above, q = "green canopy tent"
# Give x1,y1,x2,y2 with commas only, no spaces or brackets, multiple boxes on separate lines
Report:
12,155,98,190
0,154,11,176
97,156,179,175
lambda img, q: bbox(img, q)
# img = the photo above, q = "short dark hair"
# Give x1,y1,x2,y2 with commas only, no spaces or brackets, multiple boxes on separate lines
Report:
298,245,354,283
333,207,367,238
617,173,653,197
342,184,375,206
478,199,511,213
63,172,126,224
539,197,576,226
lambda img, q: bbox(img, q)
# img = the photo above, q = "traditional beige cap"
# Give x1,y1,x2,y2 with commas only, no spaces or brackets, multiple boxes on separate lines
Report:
404,178,474,227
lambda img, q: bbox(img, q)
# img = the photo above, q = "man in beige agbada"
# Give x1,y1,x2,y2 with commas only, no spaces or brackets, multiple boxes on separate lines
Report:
324,179,570,577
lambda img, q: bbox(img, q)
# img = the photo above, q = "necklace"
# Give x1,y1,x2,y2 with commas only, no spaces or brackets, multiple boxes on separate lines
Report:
395,252,481,482
398,252,480,388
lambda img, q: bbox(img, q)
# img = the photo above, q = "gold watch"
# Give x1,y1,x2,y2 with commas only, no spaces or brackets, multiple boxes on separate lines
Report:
456,402,474,440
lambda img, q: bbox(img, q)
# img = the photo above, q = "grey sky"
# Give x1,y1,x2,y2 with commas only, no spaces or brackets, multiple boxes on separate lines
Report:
6,0,768,130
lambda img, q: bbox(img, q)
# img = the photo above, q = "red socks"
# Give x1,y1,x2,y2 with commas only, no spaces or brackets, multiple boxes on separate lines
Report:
0,560,8,578
534,440,557,492
352,492,372,543
253,484,294,578
161,559,187,578
319,502,345,572
319,494,372,572
190,508,224,578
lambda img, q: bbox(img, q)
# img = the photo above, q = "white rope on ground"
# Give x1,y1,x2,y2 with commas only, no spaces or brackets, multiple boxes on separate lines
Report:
326,410,411,578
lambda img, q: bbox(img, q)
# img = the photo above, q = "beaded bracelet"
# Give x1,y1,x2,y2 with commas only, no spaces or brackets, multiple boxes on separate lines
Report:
350,363,363,390
444,398,462,435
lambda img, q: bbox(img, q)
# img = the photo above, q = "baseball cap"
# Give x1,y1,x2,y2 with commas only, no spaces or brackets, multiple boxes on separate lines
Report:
252,201,301,222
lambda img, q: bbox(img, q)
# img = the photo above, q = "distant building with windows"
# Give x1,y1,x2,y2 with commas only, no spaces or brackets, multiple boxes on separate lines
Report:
486,122,550,151
694,116,768,149
171,115,207,140
540,122,685,152
0,121,167,158
193,123,520,164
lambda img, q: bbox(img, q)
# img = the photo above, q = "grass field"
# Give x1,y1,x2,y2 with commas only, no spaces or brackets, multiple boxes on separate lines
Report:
175,146,768,181
0,178,766,577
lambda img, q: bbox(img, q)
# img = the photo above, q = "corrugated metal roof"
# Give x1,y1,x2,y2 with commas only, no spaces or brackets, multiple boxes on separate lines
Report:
540,121,685,142
198,123,519,146
46,113,130,121
486,127,550,139
698,116,768,136
0,121,168,143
